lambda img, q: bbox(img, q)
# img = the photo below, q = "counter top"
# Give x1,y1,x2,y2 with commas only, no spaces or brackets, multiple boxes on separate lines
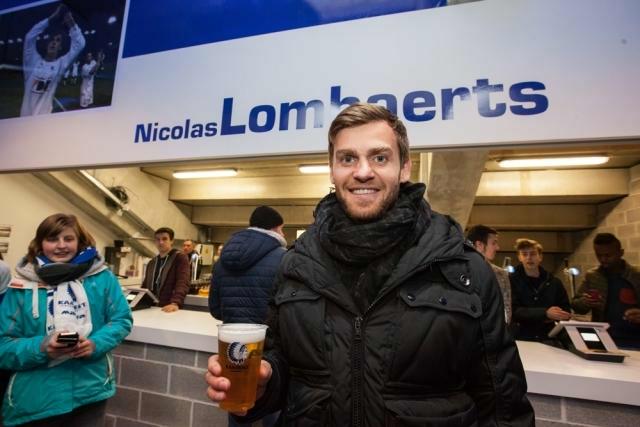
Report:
126,310,640,406
517,340,640,406
128,307,220,353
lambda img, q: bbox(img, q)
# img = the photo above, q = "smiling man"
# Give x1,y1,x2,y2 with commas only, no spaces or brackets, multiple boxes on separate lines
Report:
510,238,571,341
206,103,534,426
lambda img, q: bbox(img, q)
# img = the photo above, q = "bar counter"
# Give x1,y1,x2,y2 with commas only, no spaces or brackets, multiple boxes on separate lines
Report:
106,308,640,426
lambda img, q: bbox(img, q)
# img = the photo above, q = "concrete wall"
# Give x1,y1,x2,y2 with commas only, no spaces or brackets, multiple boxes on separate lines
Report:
107,341,226,427
91,168,199,241
529,393,640,427
0,173,120,269
563,164,640,299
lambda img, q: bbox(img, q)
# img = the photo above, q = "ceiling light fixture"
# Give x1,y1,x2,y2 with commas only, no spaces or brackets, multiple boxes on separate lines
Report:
172,169,237,179
298,164,330,174
498,156,609,169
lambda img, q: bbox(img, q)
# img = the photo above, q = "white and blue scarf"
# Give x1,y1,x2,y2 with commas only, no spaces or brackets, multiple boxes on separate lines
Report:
34,247,99,339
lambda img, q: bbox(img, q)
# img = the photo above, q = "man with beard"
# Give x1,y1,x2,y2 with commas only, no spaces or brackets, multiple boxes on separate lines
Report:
205,103,534,426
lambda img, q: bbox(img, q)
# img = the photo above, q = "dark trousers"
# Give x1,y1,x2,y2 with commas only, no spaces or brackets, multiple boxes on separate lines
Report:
18,399,107,427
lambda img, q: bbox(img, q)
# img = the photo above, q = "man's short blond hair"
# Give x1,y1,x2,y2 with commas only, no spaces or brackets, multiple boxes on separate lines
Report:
515,238,543,254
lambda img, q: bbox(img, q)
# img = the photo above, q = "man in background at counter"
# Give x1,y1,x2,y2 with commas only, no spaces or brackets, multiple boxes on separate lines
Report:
142,227,190,313
206,103,533,425
209,206,286,427
467,224,512,323
572,233,640,349
182,238,202,281
511,238,571,341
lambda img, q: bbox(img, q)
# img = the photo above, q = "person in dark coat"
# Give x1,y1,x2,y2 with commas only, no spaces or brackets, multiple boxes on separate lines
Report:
209,206,287,323
511,238,571,341
209,206,286,427
142,227,190,312
205,103,534,426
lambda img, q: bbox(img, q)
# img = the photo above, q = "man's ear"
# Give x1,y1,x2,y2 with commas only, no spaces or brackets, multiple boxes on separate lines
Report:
400,158,412,183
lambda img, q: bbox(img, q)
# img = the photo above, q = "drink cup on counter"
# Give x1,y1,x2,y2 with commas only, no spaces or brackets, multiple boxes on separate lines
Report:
217,323,268,412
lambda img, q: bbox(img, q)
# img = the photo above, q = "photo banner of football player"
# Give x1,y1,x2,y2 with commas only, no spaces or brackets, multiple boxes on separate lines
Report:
0,0,638,172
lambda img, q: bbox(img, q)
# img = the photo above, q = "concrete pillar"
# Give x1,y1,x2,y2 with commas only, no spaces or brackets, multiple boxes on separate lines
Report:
421,150,488,229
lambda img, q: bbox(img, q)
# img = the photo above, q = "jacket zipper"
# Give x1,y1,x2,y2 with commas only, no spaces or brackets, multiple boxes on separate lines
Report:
104,354,113,385
352,315,364,427
349,256,464,426
6,372,17,408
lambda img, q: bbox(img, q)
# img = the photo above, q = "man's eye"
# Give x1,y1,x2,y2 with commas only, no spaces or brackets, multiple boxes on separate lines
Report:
373,155,388,163
340,155,355,164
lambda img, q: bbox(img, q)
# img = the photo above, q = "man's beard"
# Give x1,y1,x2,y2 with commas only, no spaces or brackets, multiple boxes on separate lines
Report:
335,183,400,222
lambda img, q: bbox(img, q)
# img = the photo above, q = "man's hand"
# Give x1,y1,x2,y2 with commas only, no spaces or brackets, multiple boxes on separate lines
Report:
42,332,77,360
63,11,76,29
162,303,179,313
49,5,64,23
546,306,572,321
582,290,603,308
72,337,96,358
205,354,272,415
623,308,640,324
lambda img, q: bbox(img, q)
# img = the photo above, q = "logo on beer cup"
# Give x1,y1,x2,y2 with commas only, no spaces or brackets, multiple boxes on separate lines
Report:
227,341,249,365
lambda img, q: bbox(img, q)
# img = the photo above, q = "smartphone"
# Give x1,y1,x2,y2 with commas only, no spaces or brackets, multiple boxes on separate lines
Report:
57,331,79,347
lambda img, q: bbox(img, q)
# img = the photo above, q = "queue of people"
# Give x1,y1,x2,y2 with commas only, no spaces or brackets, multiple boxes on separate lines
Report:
467,225,640,349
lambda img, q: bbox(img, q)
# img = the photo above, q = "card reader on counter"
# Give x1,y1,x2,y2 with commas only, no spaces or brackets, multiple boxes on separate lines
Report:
548,321,628,363
123,287,159,311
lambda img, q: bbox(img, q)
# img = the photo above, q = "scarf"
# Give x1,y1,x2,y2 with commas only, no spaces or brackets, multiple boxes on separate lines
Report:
35,247,100,341
315,183,430,311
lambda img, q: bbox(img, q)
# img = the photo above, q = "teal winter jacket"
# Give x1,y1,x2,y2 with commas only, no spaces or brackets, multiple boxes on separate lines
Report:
0,263,132,426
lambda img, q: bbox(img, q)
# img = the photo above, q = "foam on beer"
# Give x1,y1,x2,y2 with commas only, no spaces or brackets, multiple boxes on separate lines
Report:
218,324,267,344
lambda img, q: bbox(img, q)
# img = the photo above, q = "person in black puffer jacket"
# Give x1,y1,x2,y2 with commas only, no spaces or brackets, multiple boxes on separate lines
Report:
205,103,534,427
510,238,571,341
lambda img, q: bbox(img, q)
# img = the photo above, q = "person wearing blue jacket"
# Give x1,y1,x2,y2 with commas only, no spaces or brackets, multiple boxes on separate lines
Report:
0,213,132,426
209,205,286,427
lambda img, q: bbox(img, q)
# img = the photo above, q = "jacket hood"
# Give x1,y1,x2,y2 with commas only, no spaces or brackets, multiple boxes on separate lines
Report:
220,228,285,271
15,255,108,283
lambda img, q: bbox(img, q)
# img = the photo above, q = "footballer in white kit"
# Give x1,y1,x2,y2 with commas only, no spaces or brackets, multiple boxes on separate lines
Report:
20,6,85,117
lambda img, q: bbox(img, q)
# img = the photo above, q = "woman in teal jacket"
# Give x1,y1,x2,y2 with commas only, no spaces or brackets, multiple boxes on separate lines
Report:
0,213,132,426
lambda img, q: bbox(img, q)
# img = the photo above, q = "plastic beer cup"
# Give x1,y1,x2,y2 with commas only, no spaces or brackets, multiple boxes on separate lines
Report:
217,323,268,412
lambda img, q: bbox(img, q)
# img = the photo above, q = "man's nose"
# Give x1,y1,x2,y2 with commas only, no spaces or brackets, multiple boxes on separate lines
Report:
353,159,373,180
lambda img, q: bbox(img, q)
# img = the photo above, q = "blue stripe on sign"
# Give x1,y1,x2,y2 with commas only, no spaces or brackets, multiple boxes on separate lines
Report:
123,0,446,58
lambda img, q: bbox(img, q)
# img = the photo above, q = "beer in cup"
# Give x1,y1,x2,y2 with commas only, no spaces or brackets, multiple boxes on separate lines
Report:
217,323,268,412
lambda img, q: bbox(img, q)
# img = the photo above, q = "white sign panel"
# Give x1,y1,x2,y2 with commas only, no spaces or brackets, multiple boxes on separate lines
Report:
0,0,639,172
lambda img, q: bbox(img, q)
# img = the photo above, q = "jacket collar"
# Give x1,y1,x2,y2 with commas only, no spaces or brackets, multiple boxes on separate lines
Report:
282,211,466,315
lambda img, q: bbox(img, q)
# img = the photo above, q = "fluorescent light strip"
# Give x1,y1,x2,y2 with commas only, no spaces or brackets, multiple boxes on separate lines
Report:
299,164,330,174
498,156,609,168
173,169,237,179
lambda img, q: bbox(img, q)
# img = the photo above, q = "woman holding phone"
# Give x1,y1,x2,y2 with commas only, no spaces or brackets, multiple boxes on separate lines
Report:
0,213,132,426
